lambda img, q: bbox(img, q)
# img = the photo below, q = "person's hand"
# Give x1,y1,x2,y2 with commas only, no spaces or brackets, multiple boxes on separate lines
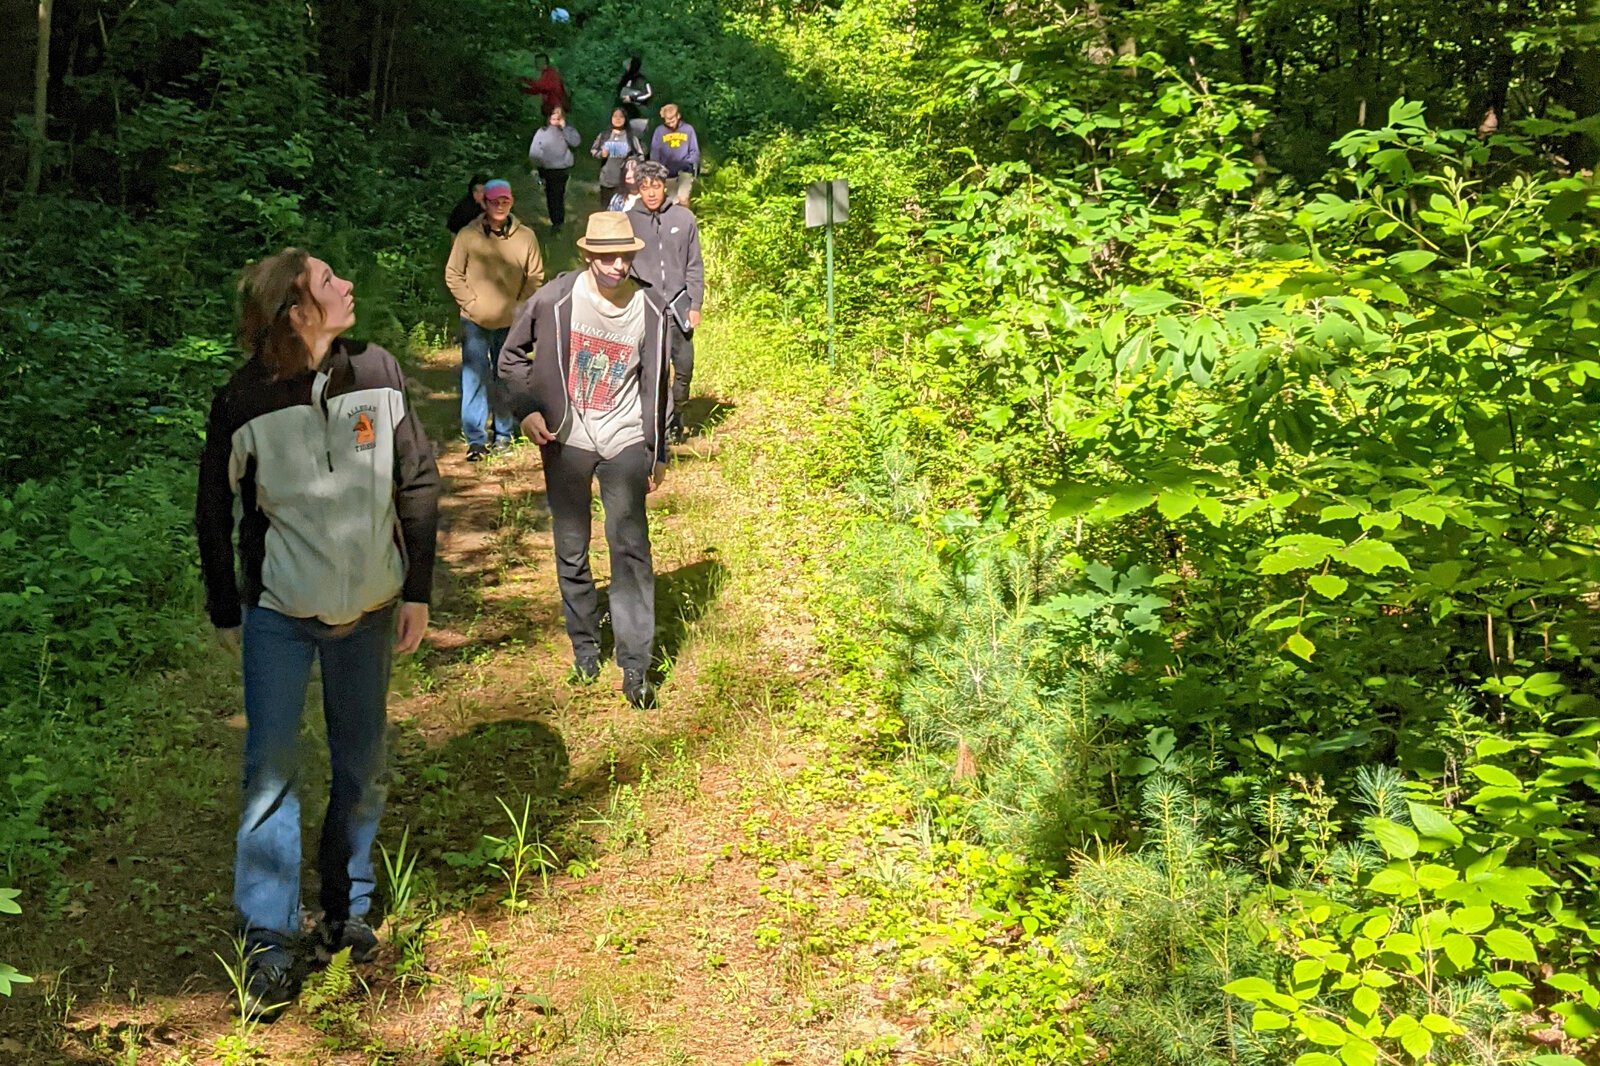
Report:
216,626,242,653
395,602,430,655
647,462,666,492
687,309,701,331
522,411,555,444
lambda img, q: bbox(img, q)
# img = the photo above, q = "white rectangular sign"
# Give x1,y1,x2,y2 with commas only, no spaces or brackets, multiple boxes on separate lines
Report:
805,179,849,227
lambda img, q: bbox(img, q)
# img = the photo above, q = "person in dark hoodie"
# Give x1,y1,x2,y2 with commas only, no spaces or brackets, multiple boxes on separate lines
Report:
496,212,669,711
446,176,488,234
627,161,704,443
196,248,440,1021
615,55,653,142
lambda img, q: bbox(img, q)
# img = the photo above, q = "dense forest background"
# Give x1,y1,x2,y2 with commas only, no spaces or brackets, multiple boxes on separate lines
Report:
4,0,1600,1062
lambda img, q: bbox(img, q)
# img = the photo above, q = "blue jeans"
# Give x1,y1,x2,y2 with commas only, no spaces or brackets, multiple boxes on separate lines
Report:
235,604,395,950
461,318,515,447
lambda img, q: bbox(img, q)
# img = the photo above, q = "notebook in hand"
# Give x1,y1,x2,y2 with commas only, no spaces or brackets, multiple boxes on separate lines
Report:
667,288,694,333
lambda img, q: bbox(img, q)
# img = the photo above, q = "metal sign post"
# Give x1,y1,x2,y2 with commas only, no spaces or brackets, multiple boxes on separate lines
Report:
805,179,849,365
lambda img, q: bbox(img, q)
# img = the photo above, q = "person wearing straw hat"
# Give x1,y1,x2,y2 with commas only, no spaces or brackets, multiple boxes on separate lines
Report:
497,212,670,709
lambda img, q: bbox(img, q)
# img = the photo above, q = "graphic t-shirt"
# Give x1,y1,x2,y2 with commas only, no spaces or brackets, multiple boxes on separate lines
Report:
558,273,646,458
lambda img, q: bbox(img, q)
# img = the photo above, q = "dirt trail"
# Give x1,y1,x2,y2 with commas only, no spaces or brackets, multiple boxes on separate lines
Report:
8,244,889,1062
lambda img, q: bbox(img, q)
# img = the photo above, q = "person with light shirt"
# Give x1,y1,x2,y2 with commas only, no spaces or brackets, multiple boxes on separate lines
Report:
196,248,439,1020
528,106,582,234
444,178,545,461
497,213,671,710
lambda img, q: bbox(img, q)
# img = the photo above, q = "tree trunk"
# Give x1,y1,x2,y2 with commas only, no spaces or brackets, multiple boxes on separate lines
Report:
366,4,383,112
24,0,50,194
380,13,398,119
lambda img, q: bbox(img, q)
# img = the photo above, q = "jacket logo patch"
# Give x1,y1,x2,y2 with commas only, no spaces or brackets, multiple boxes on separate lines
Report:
353,412,377,451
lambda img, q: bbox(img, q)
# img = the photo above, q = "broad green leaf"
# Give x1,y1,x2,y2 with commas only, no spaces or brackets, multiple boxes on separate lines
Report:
1367,868,1419,895
1406,802,1462,844
1286,631,1316,661
1260,534,1342,575
1388,250,1438,273
1297,1014,1349,1047
1334,539,1412,574
1483,927,1538,963
1380,931,1421,956
1224,977,1277,1002
1293,958,1326,989
0,963,33,996
1339,1041,1379,1066
1158,489,1198,520
1442,933,1475,969
1545,973,1594,994
1252,1009,1291,1031
1351,985,1381,1018
1400,1026,1433,1059
1122,287,1181,315
1556,1000,1600,1038
1368,818,1419,859
1308,574,1348,599
1468,764,1522,789
1450,906,1495,933
1415,864,1459,890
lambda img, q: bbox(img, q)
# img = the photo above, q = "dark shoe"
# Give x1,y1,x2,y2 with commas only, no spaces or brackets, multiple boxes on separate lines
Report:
567,654,601,686
466,443,489,463
317,916,379,965
240,948,298,1022
622,668,656,709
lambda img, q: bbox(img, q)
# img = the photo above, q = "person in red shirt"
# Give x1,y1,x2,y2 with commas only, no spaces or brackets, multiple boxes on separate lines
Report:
519,54,569,118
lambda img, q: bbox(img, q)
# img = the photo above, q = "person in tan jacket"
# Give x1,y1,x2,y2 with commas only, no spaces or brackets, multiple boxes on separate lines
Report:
444,179,545,460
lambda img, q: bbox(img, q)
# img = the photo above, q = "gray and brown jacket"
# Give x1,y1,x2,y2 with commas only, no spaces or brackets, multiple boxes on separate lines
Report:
497,270,672,463
196,339,440,629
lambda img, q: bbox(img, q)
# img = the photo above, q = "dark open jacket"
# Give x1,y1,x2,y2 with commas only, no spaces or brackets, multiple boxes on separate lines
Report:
496,270,671,463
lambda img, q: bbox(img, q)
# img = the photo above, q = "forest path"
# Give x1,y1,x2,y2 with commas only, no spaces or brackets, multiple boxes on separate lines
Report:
16,241,895,1063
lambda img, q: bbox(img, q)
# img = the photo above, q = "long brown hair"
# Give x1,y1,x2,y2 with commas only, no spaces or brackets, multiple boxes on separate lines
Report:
236,248,323,380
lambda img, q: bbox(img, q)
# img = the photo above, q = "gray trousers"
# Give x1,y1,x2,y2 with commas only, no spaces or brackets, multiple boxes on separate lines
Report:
541,442,655,671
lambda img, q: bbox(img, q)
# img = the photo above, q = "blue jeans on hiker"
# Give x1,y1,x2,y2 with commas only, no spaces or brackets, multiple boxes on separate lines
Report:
461,318,515,447
235,603,395,956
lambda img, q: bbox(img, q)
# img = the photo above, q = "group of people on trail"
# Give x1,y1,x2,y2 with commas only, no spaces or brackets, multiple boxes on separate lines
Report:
508,54,701,233
194,49,709,1025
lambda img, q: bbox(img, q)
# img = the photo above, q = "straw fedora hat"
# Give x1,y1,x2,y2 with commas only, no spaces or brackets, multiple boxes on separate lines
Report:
576,211,646,254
